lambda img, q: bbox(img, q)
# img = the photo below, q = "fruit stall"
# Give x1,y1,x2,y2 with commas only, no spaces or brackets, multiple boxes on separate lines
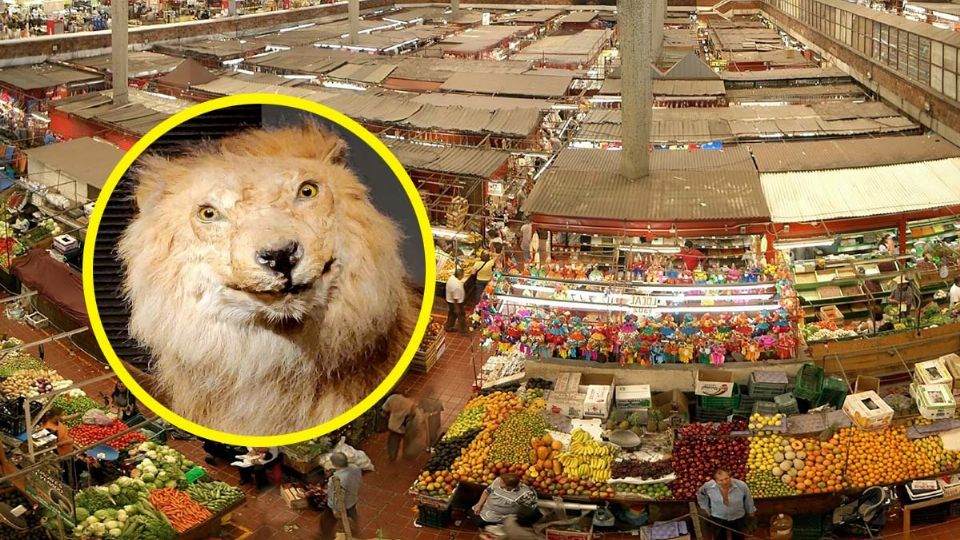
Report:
408,355,960,536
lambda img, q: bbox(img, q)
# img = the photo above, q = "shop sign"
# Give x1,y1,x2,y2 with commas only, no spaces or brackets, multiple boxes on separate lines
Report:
482,12,491,25
25,464,75,524
709,59,728,69
488,182,504,197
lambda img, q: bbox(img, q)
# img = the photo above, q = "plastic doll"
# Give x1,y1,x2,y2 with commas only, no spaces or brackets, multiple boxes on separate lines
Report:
664,340,679,363
700,314,717,335
698,341,712,364
742,338,761,362
650,342,666,365
777,333,796,360
679,342,695,364
727,264,741,283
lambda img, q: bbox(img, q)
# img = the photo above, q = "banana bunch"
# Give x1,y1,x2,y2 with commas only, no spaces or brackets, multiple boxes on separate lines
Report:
557,429,613,482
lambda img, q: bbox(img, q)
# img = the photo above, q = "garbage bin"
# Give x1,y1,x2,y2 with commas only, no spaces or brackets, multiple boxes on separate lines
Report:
419,398,444,449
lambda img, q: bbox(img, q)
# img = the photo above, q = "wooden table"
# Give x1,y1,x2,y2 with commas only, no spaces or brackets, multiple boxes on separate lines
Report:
902,491,960,539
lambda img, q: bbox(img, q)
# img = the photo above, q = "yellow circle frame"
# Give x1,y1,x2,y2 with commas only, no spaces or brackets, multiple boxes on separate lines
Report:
82,94,437,447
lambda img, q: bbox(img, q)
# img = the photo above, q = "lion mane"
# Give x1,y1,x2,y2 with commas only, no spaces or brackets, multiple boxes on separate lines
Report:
118,124,418,436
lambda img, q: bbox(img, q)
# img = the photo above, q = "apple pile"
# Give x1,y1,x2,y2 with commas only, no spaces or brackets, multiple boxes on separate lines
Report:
670,421,749,500
612,459,673,480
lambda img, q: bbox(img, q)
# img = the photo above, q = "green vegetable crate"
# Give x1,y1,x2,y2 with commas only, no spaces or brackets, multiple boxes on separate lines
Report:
816,375,849,409
747,371,789,396
774,392,800,415
697,384,741,410
794,364,825,402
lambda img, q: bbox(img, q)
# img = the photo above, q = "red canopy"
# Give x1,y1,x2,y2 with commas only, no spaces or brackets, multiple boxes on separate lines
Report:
11,249,89,327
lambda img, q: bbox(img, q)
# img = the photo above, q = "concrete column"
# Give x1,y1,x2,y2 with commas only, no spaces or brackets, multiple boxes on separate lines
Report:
111,0,128,105
348,0,359,45
618,0,653,180
653,0,666,60
451,0,460,20
228,0,236,17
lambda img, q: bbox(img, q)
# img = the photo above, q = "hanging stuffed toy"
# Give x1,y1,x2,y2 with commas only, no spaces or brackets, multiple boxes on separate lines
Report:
546,316,567,348
742,338,761,362
758,334,778,359
528,319,548,358
650,342,666,365
700,314,717,336
710,344,726,366
679,341,695,364
586,329,607,362
567,317,588,358
727,264,742,283
664,340,679,363
777,333,797,360
773,308,793,334
698,340,712,364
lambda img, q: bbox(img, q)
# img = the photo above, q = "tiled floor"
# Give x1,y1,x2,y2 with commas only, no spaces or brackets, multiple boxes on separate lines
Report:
14,297,960,539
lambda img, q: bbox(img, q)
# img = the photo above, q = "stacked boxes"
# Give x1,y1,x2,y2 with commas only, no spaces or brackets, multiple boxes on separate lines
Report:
843,391,894,430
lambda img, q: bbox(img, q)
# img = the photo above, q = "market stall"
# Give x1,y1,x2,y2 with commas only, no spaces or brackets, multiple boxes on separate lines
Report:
409,356,960,537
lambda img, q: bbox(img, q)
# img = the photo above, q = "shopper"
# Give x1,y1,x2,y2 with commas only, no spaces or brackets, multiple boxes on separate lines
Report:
475,253,497,305
201,438,244,466
381,392,419,462
472,472,540,530
697,468,756,540
680,240,706,271
878,234,896,254
321,452,361,540
950,277,960,309
108,380,139,423
445,268,467,333
235,447,279,490
857,304,892,335
519,220,533,263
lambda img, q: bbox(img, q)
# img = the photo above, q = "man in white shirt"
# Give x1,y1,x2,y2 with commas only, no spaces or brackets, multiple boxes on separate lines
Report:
445,268,467,333
950,277,960,309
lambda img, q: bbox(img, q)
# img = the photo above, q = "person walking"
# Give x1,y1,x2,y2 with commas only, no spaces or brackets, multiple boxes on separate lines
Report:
697,468,756,540
235,447,279,490
445,268,467,333
519,220,533,263
381,392,419,462
475,253,497,305
321,452,362,540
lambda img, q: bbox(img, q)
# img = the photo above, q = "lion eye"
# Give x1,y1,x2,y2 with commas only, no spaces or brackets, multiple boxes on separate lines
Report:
297,181,320,199
197,205,219,222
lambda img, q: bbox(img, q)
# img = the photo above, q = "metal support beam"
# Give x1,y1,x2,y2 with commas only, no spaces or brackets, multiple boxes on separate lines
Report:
617,0,653,180
228,0,237,17
451,0,460,19
110,0,129,105
348,0,360,45
652,0,666,60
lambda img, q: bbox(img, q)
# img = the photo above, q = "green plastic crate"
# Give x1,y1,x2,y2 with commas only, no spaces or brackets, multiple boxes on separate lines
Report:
794,364,825,401
816,375,849,408
698,384,741,410
185,466,207,484
774,392,800,414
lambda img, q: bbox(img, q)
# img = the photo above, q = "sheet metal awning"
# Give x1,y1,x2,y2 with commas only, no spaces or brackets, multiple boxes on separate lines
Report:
761,159,960,223
384,139,510,178
25,137,124,189
0,63,102,91
440,72,573,97
749,135,960,172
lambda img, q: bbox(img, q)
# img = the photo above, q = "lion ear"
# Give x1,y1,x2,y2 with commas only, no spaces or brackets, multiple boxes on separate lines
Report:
325,137,348,165
133,154,175,209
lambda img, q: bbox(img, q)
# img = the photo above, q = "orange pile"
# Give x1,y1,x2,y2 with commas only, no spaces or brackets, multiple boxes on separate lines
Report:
837,426,937,489
791,438,845,494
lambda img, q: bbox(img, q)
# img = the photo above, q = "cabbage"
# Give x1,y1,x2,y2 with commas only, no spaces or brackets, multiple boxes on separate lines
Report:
75,508,90,521
104,520,119,530
165,480,176,489
94,510,109,521
116,510,127,521
108,484,121,496
108,529,121,538
123,505,138,515
141,473,155,483
117,477,131,488
86,516,98,525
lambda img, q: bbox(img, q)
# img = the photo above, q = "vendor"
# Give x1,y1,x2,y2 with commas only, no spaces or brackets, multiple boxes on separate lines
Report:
235,447,279,489
696,468,756,540
40,407,87,486
950,276,960,309
108,381,139,423
471,472,540,530
680,240,706,271
857,304,892,335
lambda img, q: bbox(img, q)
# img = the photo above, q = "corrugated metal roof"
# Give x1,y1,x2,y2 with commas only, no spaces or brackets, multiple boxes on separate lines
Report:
562,11,599,24
441,25,537,54
410,92,549,110
653,80,726,96
401,105,539,137
761,159,960,222
26,137,124,188
514,29,610,57
720,67,850,81
384,139,510,178
440,72,573,97
389,57,533,82
73,51,181,78
249,47,355,74
0,63,102,90
811,101,899,120
750,135,960,173
725,84,865,101
513,9,565,23
322,93,422,123
486,108,542,136
662,52,722,81
522,147,768,221
326,63,397,84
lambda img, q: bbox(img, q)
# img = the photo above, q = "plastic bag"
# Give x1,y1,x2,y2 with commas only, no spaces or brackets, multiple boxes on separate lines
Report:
318,437,375,472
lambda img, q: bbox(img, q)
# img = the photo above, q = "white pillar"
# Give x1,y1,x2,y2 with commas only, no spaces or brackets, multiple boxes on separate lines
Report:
451,0,460,19
653,0,666,60
111,0,128,105
228,0,237,17
348,0,359,45
618,0,653,180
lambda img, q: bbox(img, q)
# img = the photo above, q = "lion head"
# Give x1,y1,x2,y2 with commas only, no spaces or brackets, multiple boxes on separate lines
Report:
117,123,416,434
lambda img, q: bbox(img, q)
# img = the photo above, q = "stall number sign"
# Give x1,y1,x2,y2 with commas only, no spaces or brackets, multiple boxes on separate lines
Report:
25,464,75,524
488,182,504,197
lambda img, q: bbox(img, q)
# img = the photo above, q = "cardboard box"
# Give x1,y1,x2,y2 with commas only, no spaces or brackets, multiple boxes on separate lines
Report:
695,369,735,398
578,374,616,419
616,384,652,410
915,358,953,387
554,372,582,393
942,353,960,391
913,383,957,420
280,485,308,510
854,375,880,395
939,473,960,497
843,390,894,430
545,522,593,540
547,391,585,418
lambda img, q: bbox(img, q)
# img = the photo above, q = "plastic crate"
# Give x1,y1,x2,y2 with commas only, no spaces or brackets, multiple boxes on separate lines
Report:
698,385,741,409
791,513,825,539
817,375,849,408
794,364,825,401
748,371,789,395
416,504,452,529
752,401,779,415
774,392,800,414
696,408,732,422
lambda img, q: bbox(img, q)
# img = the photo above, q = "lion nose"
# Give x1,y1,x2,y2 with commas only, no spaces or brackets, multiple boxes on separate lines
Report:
256,241,303,278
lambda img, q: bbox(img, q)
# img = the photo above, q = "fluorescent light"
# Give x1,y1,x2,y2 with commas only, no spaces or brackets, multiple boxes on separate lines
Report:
432,226,472,241
497,294,635,313
619,245,681,254
652,304,782,314
283,74,317,80
775,237,835,250
321,81,367,91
